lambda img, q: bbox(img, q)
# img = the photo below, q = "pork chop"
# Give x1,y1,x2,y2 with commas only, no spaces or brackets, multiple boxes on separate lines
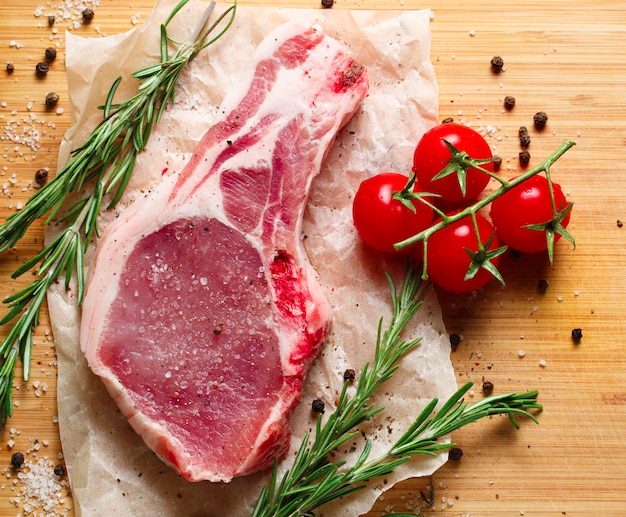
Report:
80,20,369,483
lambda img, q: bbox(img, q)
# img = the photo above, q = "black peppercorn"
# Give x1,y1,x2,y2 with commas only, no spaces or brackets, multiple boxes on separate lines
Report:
537,278,549,291
82,8,95,22
311,399,325,413
492,155,502,172
482,380,494,394
618,220,624,228
35,62,49,76
520,131,531,149
54,464,66,476
48,15,56,26
490,56,504,73
343,369,356,382
45,47,57,62
448,447,464,461
6,62,14,74
35,168,49,185
45,92,59,107
11,452,25,469
504,95,516,110
321,0,334,7
533,111,548,129
449,333,461,351
441,116,454,124
571,328,583,343
519,150,531,166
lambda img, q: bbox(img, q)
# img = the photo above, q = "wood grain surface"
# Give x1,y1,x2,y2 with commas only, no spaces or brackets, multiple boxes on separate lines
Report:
0,1,625,516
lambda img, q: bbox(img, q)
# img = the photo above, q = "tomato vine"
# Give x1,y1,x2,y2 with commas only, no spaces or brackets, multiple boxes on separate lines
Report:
352,125,576,293
399,139,576,289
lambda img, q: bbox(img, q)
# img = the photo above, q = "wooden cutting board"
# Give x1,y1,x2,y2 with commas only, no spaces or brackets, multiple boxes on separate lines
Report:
0,1,624,515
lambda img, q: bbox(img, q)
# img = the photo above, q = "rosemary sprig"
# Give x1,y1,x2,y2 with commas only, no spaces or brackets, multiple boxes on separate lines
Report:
0,0,237,424
251,264,541,517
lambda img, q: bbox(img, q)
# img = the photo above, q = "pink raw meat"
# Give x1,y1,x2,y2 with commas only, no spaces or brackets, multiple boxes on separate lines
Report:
80,20,369,483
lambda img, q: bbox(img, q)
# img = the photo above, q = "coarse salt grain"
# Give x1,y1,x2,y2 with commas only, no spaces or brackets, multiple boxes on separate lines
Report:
15,458,70,516
34,0,101,30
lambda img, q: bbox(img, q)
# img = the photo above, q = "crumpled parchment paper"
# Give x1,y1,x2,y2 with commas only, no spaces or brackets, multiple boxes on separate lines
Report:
46,1,457,515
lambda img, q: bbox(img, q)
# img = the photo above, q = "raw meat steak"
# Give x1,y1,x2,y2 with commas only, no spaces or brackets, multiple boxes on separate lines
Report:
80,20,369,483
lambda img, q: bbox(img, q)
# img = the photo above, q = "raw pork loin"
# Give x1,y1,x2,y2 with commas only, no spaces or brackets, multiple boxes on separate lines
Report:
80,21,369,483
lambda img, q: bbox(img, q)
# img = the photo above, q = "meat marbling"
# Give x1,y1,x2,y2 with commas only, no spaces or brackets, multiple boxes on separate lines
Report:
80,20,369,483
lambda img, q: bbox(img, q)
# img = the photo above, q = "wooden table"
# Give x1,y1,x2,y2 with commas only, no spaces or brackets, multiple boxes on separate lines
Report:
1,1,625,515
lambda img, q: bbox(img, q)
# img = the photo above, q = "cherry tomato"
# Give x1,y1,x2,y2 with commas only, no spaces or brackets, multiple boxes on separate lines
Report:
352,172,434,253
489,175,572,254
426,213,503,293
412,122,493,203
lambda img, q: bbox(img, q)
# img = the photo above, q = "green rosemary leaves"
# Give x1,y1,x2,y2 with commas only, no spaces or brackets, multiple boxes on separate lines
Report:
252,264,541,517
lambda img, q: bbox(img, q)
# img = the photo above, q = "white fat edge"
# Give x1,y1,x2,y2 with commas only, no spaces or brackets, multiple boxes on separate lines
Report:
108,378,207,480
236,387,299,478
251,19,319,64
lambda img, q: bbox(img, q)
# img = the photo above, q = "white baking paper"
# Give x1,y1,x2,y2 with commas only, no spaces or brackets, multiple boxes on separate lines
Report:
47,1,457,515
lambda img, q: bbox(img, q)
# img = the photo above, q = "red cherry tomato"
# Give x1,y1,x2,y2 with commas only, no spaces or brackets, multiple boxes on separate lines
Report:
426,213,502,293
489,175,572,254
412,122,493,203
352,172,434,253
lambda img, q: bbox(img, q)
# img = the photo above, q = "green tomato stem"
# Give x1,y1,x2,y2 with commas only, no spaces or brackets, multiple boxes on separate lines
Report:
394,140,576,261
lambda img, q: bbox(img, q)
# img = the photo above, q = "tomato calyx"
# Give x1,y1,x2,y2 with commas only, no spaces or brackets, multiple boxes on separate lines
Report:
523,199,575,262
434,138,498,198
352,172,436,253
391,173,439,214
463,221,507,286
425,213,506,293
